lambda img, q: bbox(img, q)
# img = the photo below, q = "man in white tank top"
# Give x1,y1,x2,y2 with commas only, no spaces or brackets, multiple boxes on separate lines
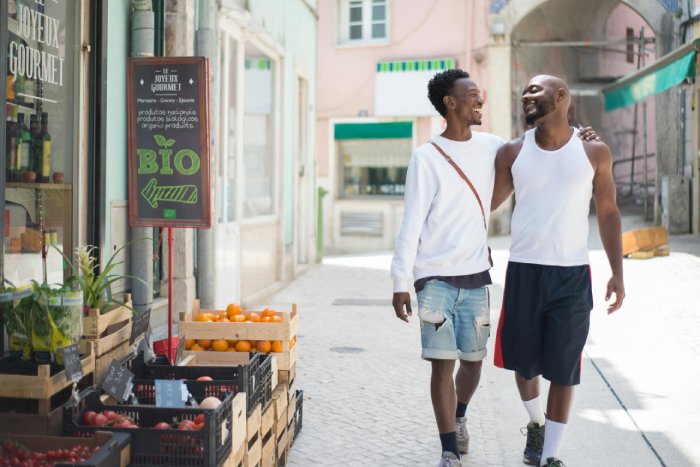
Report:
491,75,625,467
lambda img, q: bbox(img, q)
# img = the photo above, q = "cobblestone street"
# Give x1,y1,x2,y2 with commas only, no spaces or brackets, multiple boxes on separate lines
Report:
265,218,700,466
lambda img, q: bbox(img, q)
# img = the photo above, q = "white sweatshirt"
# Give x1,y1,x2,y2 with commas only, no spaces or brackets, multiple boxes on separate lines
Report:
391,133,504,293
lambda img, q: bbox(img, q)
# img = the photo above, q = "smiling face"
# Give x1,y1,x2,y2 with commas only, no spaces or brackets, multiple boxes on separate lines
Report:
445,78,484,126
521,76,560,125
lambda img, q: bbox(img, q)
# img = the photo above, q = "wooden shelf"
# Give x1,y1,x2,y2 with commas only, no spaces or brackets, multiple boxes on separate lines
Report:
6,182,72,191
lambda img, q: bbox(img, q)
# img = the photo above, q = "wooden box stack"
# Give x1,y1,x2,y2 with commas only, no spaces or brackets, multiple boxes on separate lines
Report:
82,297,134,384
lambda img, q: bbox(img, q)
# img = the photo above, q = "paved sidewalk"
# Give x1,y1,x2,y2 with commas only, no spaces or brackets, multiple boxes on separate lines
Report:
263,227,699,466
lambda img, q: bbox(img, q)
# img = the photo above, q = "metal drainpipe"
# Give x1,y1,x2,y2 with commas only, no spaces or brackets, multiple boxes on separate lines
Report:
129,0,155,315
195,0,218,308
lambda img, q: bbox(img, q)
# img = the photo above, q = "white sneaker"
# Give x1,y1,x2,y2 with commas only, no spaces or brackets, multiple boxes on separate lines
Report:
418,307,446,323
438,451,462,467
456,416,469,454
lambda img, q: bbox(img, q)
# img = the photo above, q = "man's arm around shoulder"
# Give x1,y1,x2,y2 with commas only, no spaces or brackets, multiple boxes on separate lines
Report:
491,137,523,211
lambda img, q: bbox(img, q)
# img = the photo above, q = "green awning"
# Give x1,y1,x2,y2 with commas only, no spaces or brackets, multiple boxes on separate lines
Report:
603,39,700,111
334,122,412,140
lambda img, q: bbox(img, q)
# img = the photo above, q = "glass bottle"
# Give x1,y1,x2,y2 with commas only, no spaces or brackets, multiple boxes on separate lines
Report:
16,113,32,176
5,105,18,181
29,114,40,179
37,112,51,183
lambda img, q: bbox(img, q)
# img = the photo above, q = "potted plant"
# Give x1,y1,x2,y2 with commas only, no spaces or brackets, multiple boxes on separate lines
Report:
56,241,148,315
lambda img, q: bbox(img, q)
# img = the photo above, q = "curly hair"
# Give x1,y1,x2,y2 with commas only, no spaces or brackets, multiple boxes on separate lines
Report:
427,69,471,118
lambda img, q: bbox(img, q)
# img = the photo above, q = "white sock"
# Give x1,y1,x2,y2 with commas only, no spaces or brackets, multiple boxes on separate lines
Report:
540,419,567,466
522,396,546,425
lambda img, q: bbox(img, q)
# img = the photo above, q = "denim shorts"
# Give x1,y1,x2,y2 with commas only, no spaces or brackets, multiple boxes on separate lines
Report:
417,279,491,361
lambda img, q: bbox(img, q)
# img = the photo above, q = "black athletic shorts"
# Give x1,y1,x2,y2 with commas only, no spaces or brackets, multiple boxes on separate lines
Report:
494,261,593,386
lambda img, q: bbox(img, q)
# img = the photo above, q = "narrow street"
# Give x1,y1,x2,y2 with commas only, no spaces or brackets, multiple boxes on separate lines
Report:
268,216,700,467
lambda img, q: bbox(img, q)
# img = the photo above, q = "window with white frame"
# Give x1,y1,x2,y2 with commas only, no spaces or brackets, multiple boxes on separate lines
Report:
340,0,388,44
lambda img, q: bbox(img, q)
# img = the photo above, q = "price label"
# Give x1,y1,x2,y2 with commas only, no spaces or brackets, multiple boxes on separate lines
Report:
61,344,83,383
130,308,151,345
101,359,135,404
155,379,187,407
174,336,186,365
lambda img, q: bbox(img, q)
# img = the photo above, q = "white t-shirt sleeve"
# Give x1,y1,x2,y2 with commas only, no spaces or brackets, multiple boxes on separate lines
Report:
390,151,436,293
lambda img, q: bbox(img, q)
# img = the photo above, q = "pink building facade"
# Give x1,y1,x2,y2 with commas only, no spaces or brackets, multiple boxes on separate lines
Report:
317,0,695,255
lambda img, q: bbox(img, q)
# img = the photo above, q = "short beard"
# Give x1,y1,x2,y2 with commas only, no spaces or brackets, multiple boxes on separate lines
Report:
524,96,556,125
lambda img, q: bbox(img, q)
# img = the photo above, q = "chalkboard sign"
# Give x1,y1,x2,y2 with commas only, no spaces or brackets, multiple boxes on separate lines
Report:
155,379,187,408
174,335,186,365
127,57,211,228
102,359,135,404
61,344,83,383
130,308,151,345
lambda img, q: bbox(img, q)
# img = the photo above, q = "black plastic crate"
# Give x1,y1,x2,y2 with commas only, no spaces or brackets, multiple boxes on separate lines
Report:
127,351,272,416
250,352,273,411
131,379,241,405
293,389,303,439
63,388,232,467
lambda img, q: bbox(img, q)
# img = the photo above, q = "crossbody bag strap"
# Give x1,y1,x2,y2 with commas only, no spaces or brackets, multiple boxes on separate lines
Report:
429,140,487,230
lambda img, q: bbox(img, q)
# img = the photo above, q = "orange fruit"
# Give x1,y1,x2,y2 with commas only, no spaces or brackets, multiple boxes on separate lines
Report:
261,316,272,323
271,341,283,353
219,317,230,322
227,339,238,346
271,315,282,323
185,339,196,350
235,341,252,352
232,314,246,323
190,344,204,351
245,312,261,322
212,339,229,352
226,303,243,318
195,313,213,322
198,339,212,349
261,308,276,318
226,348,237,352
256,341,271,353
217,312,227,321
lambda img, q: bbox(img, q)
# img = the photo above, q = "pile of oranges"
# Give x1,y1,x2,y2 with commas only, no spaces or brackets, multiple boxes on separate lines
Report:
184,338,284,354
193,305,283,324
185,304,293,354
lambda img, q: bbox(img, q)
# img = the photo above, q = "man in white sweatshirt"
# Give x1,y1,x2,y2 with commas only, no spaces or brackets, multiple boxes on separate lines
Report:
391,69,503,467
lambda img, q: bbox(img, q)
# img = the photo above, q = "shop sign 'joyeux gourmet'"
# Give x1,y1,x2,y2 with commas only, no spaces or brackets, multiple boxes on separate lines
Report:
127,56,211,228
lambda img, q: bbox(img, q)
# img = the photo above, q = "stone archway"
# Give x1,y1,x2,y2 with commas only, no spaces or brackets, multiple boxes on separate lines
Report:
486,0,681,221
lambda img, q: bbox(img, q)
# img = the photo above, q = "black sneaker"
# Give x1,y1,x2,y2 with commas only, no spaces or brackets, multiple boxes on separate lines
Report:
521,421,544,465
541,457,566,467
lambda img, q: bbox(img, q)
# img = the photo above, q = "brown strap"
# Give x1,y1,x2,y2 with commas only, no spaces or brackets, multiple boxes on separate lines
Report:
429,140,487,231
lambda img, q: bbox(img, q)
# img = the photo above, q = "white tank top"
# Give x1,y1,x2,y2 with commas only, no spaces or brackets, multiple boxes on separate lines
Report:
509,128,594,266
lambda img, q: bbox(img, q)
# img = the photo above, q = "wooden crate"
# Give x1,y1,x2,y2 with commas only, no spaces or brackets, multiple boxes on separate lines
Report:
179,302,298,371
260,428,276,467
622,226,668,256
279,363,296,385
82,298,133,340
0,405,62,436
93,339,133,385
247,403,262,448
276,425,289,466
244,435,262,467
0,341,94,414
225,441,246,467
231,392,248,462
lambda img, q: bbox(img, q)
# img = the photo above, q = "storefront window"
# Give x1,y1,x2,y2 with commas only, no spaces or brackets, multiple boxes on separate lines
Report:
243,46,275,218
4,0,78,285
340,138,411,196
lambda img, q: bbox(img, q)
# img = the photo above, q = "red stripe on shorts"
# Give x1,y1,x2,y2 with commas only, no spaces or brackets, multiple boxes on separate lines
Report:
494,298,506,368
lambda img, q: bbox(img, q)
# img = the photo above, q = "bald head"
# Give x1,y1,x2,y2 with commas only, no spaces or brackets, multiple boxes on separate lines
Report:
522,74,571,125
530,74,570,108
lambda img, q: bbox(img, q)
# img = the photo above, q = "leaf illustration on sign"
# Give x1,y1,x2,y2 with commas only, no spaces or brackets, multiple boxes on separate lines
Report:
141,178,198,208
